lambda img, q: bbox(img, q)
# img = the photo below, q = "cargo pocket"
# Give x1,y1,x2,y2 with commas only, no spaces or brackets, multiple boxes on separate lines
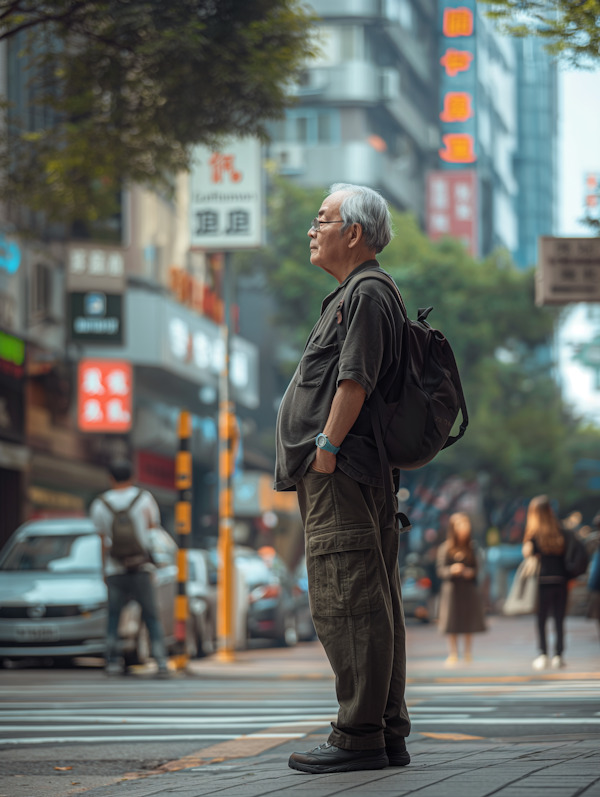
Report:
309,527,383,617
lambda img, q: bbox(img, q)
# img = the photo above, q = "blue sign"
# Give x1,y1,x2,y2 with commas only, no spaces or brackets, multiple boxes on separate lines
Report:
0,234,21,274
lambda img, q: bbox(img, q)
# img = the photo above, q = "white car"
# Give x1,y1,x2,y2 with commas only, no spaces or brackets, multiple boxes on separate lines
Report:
0,518,213,663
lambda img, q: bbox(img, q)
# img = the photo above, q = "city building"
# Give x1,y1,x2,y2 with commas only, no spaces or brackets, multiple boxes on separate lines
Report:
513,37,558,269
428,0,520,258
268,0,441,225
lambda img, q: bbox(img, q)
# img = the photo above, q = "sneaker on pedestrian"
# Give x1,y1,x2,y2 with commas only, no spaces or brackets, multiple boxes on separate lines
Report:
385,738,410,767
551,655,565,669
288,742,388,774
464,652,473,663
445,654,458,666
532,654,548,670
156,661,171,679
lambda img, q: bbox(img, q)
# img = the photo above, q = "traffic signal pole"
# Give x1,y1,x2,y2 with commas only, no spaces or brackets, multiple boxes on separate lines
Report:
174,409,192,670
216,253,236,663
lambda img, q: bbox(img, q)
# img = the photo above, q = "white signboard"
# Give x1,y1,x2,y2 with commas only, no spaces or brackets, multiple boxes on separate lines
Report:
536,236,600,306
189,138,263,250
66,244,127,293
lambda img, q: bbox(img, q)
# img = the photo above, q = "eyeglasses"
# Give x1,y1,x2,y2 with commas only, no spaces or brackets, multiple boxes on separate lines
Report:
310,218,344,232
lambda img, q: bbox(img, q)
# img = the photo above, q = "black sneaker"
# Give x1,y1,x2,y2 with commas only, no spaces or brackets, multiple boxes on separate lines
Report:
288,742,388,774
386,738,410,767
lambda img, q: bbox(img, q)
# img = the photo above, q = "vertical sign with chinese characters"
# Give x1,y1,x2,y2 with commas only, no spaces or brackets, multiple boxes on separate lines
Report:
438,2,477,167
78,360,133,433
189,138,263,250
426,170,478,256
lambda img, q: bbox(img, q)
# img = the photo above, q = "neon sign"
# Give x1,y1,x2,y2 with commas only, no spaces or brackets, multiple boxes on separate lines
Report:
0,234,21,275
439,134,476,164
440,92,474,123
440,49,474,77
443,7,474,37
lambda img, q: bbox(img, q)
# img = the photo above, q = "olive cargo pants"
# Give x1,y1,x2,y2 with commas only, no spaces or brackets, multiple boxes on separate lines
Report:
297,468,411,751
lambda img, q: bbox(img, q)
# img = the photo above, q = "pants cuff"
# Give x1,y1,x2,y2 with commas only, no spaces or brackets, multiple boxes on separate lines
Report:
328,730,385,751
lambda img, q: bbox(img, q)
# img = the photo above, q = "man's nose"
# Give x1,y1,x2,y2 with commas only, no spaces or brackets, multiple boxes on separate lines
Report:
308,227,316,239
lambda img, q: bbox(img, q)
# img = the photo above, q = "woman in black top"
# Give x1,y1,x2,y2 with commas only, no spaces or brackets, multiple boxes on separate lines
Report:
522,496,568,670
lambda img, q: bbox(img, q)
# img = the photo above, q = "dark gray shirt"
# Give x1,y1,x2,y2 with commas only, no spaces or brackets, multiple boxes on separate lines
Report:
275,261,404,491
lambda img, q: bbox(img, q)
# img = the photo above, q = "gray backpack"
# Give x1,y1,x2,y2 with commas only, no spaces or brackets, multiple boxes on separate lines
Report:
100,490,147,564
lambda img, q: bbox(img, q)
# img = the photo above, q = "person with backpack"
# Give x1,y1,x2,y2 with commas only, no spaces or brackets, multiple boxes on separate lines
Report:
275,183,467,774
522,495,588,670
90,458,169,676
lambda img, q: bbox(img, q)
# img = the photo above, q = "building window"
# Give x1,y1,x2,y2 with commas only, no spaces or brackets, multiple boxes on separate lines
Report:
30,262,53,324
282,109,340,147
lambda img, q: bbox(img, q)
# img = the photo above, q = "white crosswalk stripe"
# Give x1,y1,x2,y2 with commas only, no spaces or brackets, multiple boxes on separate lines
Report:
0,700,339,746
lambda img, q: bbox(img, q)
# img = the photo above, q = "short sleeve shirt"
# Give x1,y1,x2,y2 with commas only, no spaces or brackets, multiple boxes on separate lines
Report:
275,260,404,491
90,486,161,576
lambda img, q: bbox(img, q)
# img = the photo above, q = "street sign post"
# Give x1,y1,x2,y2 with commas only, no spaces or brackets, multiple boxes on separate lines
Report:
189,138,264,664
536,236,600,306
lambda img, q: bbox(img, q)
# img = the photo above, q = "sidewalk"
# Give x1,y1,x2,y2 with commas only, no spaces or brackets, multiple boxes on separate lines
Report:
74,733,600,797
187,615,600,681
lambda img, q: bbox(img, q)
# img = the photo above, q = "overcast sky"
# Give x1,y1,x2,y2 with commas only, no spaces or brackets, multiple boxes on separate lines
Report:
558,68,600,236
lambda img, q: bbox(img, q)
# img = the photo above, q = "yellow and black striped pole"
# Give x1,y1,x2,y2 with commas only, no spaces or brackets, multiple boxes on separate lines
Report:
216,254,236,663
174,409,192,670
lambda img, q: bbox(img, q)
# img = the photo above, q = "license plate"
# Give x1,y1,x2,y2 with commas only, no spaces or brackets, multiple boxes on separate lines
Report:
15,624,60,642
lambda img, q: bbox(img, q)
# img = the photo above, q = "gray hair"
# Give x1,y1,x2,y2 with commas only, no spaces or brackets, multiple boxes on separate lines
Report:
328,183,394,254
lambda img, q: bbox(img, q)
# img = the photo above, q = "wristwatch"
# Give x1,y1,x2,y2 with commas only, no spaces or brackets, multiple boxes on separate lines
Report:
315,433,340,455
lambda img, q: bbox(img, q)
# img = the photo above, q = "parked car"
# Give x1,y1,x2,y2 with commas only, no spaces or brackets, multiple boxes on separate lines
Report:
399,559,432,623
293,556,317,641
235,546,298,647
0,518,209,664
187,549,217,656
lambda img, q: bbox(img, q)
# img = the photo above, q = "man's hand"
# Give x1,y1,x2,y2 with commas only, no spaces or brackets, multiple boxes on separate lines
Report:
311,448,337,474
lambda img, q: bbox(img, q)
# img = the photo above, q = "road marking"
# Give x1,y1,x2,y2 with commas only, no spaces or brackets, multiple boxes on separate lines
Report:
420,732,485,740
0,732,309,746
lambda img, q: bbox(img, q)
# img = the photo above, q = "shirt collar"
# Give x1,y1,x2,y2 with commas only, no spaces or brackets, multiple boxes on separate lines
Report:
321,259,380,313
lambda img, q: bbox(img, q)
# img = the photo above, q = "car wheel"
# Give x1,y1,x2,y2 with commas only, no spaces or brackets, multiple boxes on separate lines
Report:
123,623,150,667
279,613,298,647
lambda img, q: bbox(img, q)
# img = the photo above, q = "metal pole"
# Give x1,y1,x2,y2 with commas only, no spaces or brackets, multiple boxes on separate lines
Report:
216,252,236,663
174,409,192,670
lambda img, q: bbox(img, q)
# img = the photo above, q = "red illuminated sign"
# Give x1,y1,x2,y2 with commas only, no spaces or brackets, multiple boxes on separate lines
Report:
443,7,474,37
440,48,474,76
78,359,132,433
426,170,478,257
440,92,474,122
439,133,476,164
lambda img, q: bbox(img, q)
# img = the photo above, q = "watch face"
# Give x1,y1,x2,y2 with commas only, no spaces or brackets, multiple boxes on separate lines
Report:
316,434,326,448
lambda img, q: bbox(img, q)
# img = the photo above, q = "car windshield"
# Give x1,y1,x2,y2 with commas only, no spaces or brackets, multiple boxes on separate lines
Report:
0,534,102,573
235,555,272,589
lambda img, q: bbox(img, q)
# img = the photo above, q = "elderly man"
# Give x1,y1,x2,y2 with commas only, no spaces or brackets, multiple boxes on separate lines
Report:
275,183,411,774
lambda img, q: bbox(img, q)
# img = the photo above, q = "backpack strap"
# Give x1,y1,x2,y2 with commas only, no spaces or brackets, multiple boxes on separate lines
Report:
438,341,469,449
334,268,411,531
99,488,144,516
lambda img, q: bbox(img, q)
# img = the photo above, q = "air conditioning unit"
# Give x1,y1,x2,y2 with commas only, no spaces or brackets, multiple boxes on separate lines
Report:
269,144,307,175
380,68,400,100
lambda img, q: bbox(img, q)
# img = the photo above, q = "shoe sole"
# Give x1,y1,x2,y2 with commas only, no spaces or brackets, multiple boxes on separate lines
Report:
288,754,389,774
387,751,411,767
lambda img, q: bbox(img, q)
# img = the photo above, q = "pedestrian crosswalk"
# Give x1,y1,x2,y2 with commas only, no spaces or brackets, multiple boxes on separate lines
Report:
1,679,599,747
0,699,340,746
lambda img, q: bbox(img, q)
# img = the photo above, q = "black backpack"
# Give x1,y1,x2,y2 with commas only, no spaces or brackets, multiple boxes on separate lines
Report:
563,529,589,579
336,268,468,526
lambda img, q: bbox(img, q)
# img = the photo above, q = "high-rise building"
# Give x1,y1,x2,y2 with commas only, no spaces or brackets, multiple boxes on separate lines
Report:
513,37,558,269
428,0,519,258
268,0,441,224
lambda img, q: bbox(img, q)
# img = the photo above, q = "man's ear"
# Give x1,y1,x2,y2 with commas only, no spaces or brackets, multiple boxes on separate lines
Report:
346,223,363,249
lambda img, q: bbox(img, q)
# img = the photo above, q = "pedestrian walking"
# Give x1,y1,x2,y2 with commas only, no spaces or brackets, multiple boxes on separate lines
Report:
522,495,568,670
436,513,486,665
276,184,411,774
90,458,169,676
587,515,600,644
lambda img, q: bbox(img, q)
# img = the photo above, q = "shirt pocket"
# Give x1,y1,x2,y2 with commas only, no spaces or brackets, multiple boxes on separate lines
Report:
308,526,383,617
297,342,337,388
